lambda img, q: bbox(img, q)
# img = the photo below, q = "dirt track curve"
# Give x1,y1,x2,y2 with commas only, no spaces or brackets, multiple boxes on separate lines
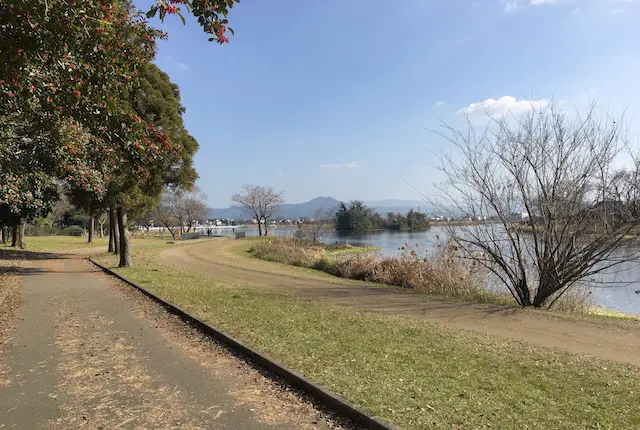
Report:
162,239,640,367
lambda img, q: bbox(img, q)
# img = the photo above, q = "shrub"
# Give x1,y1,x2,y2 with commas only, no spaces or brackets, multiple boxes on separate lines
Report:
328,241,501,303
60,226,85,237
249,238,326,268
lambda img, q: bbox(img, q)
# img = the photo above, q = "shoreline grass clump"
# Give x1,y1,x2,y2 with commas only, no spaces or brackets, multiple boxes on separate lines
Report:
249,237,509,305
331,242,505,304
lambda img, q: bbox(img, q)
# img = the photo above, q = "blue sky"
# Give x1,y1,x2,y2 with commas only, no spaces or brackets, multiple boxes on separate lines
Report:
139,0,640,207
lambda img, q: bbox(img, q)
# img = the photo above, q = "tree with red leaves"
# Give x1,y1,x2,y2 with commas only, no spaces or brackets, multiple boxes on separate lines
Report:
0,0,238,260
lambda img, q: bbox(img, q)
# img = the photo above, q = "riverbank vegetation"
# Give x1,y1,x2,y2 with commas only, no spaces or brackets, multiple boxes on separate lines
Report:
335,201,429,232
249,237,593,311
248,238,375,268
94,244,640,430
249,237,512,305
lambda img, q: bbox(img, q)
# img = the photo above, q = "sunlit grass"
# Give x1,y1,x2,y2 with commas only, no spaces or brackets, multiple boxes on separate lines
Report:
94,245,640,430
6,236,109,252
590,307,640,321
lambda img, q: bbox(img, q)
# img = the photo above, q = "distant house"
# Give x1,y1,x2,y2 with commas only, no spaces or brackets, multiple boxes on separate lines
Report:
509,212,529,222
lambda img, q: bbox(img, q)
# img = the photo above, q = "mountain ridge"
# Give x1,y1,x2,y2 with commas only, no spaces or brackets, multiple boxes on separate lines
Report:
208,197,433,220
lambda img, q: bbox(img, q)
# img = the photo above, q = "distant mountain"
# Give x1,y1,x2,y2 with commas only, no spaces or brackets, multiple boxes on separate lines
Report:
277,197,340,219
209,197,436,220
208,197,340,220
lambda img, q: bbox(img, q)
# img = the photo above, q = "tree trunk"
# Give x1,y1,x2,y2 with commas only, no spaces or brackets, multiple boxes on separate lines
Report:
109,206,119,255
1,226,5,244
99,215,106,238
12,219,26,249
263,218,269,236
10,224,17,247
18,220,26,249
117,207,132,268
88,215,95,243
108,207,114,252
257,221,262,236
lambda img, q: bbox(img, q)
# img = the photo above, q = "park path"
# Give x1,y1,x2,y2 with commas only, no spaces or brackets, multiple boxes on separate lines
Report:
162,239,640,367
0,249,345,429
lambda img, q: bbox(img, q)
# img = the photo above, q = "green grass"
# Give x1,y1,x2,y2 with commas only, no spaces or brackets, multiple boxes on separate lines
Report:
590,307,640,321
6,236,109,252
94,244,640,430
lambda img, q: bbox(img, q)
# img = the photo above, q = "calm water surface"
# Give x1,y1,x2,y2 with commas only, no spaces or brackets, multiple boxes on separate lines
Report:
225,226,640,315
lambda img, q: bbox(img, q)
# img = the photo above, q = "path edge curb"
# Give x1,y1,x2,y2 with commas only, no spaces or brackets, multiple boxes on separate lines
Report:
89,257,400,430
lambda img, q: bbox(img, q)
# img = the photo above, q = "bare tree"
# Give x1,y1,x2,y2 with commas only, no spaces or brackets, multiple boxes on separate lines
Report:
50,194,73,227
231,185,284,236
181,188,208,233
151,190,181,240
307,208,335,243
151,188,208,239
435,102,639,308
97,211,108,238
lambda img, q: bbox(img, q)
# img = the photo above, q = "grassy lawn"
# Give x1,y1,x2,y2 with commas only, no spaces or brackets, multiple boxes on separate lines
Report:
4,235,173,253
94,244,640,430
4,236,109,252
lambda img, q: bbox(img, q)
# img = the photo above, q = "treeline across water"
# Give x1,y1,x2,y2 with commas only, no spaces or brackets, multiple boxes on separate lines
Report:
334,201,429,233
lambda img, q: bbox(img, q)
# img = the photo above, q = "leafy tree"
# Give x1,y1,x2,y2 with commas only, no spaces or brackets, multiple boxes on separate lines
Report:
0,0,237,258
336,203,427,232
406,209,429,231
69,188,107,243
148,0,239,43
335,201,377,232
0,172,57,248
1,2,165,198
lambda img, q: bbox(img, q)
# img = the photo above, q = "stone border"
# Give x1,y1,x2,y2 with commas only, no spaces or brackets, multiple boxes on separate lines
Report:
89,258,400,430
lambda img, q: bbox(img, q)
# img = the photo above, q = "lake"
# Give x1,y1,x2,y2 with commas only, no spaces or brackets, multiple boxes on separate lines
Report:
217,225,640,315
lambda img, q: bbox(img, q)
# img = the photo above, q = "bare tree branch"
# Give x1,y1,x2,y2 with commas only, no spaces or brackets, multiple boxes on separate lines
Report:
231,185,283,236
435,101,638,308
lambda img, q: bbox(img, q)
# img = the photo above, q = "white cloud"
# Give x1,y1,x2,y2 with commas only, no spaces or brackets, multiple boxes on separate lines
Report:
434,100,447,107
504,0,519,12
502,0,565,12
456,96,550,118
320,161,361,169
611,7,625,14
177,63,189,70
530,0,562,4
277,171,283,175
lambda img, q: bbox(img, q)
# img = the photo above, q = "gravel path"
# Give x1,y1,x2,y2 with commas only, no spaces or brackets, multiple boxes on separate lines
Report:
0,250,348,429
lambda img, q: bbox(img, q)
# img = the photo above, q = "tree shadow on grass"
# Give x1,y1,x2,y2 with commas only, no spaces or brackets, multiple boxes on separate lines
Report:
0,248,62,261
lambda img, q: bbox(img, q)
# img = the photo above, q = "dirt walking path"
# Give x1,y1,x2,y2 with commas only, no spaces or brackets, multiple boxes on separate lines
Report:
0,250,348,429
162,239,640,367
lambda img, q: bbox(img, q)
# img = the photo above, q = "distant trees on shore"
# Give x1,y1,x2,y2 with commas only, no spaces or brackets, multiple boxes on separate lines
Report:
335,201,429,233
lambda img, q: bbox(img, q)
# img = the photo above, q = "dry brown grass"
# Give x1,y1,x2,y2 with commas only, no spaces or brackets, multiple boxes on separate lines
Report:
330,242,509,304
249,238,328,267
0,251,26,388
250,238,509,305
